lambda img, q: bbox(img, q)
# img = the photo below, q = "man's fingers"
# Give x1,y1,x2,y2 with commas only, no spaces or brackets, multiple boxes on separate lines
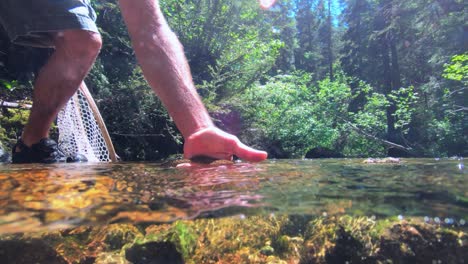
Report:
234,141,268,162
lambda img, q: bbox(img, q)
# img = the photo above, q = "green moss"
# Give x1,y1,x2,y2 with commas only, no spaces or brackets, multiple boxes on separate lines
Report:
272,235,290,255
167,221,197,259
372,216,400,237
130,221,196,261
260,245,275,256
0,108,29,146
304,217,339,240
302,217,339,262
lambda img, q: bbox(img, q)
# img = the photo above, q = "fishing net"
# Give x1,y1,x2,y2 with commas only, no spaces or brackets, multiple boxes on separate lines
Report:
57,86,116,162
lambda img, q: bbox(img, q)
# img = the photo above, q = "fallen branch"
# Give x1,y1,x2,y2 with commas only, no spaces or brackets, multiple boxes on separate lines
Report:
0,100,32,109
453,105,468,112
111,133,166,137
342,118,413,152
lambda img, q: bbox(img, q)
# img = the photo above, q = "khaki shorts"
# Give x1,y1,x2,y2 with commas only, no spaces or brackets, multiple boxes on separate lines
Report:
0,0,99,48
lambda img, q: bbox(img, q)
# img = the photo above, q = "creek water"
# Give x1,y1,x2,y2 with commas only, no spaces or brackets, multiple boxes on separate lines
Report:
0,158,466,234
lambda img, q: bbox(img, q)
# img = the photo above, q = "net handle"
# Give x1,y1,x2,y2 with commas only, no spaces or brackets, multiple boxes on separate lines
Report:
78,82,118,162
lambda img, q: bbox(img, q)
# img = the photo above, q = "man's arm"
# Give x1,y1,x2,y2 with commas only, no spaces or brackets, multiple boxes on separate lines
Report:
118,0,267,161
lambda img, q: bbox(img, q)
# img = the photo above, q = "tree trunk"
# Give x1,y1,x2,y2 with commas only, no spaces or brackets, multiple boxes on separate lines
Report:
381,0,404,156
381,39,396,141
327,0,334,80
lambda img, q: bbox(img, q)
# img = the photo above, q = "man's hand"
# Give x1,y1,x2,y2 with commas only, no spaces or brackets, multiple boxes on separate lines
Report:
183,127,268,162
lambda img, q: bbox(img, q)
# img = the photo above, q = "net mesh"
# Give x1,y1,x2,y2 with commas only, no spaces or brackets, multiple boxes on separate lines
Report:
57,89,111,162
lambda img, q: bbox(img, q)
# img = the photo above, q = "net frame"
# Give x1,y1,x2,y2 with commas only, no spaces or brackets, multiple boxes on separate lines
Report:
57,82,117,162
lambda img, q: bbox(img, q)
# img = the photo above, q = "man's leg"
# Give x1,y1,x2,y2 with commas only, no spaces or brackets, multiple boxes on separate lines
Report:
19,30,102,147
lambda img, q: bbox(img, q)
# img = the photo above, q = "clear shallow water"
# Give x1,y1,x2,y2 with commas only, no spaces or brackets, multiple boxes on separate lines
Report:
0,158,466,234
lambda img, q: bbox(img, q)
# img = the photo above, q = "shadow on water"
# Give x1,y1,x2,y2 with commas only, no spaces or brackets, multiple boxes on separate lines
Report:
0,159,466,263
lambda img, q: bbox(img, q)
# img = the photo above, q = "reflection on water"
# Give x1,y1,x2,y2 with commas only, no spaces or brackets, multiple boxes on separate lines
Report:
0,159,466,234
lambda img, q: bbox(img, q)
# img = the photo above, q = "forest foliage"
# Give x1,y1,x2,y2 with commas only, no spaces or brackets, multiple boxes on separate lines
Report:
0,0,466,160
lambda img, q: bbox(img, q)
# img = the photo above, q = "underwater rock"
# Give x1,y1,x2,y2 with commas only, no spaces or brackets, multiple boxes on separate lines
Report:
137,221,197,261
280,214,314,236
378,220,468,263
325,226,369,263
90,224,141,251
271,235,303,262
0,239,67,264
125,241,184,264
178,215,289,263
95,251,129,264
301,216,467,263
0,215,465,263
16,225,139,264
301,217,340,263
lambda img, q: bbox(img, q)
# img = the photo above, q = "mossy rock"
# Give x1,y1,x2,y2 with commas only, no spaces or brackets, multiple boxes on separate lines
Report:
1,215,465,263
89,224,141,251
129,221,196,261
125,241,184,264
301,216,388,263
377,220,468,263
95,251,129,264
301,216,467,263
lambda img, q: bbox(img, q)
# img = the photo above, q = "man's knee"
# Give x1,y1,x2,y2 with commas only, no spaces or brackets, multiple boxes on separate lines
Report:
54,30,102,60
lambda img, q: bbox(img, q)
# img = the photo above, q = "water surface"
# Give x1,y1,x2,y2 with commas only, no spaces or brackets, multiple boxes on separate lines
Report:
0,158,466,234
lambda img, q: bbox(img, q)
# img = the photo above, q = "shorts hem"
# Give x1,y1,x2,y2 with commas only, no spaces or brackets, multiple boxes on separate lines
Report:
10,14,99,48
